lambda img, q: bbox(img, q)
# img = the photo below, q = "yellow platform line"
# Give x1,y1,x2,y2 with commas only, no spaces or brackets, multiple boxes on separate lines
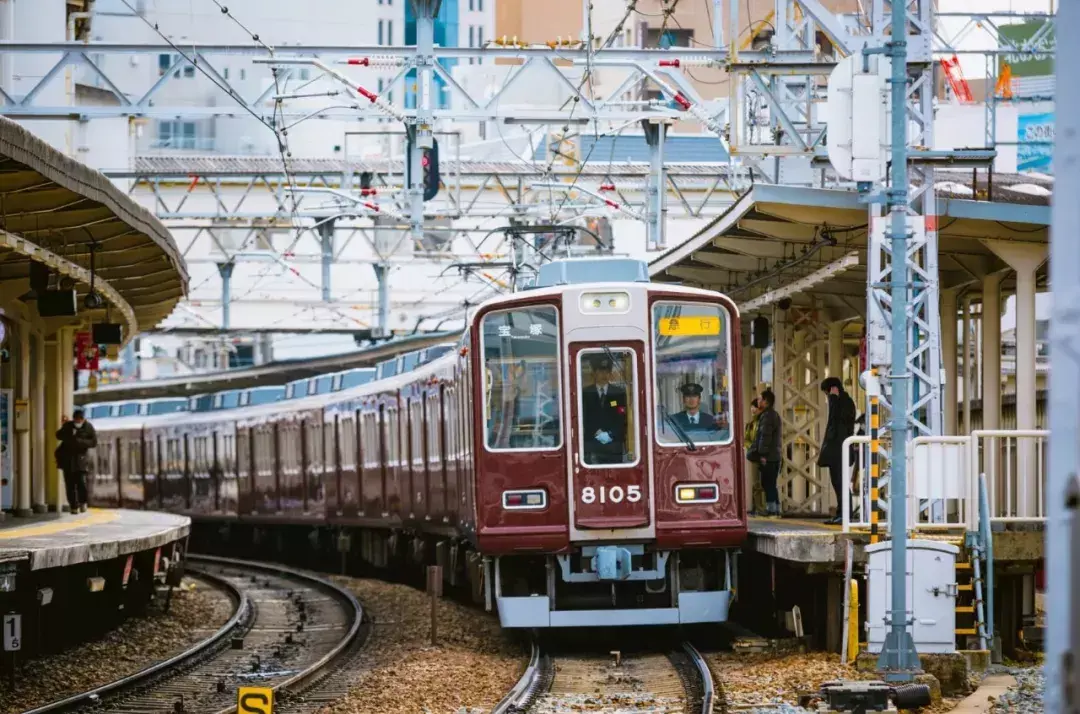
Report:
748,517,844,532
0,509,118,539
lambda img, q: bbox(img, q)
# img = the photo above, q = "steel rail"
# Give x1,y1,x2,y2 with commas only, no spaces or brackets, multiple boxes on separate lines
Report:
187,553,366,713
23,568,249,714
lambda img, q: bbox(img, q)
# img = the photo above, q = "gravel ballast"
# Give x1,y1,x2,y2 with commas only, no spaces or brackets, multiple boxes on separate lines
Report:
989,665,1044,714
708,651,963,713
0,577,232,714
318,577,526,714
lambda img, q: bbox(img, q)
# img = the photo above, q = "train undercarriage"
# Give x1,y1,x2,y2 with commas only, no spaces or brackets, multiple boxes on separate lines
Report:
187,518,737,628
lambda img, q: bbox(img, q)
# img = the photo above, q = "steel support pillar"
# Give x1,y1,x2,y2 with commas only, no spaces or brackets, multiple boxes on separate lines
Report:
374,262,390,337
409,0,439,242
643,119,669,251
941,288,959,435
44,336,60,510
981,273,1003,431
317,218,336,302
15,323,30,516
217,262,234,330
828,322,844,380
31,329,46,513
1047,2,1080,703
961,295,972,434
876,0,920,680
57,328,74,511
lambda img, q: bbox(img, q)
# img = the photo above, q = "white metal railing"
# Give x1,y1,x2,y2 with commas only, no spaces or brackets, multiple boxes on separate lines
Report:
970,430,1049,525
841,429,1049,533
842,435,872,531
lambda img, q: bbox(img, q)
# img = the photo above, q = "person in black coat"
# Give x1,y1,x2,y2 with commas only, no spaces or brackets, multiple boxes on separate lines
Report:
818,376,857,523
55,409,97,513
581,356,628,465
751,389,783,517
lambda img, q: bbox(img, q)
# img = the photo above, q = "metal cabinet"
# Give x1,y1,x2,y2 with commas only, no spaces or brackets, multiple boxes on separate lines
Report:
866,539,959,654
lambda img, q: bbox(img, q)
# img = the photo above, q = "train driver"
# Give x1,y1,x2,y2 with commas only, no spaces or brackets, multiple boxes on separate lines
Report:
670,382,727,437
582,356,628,464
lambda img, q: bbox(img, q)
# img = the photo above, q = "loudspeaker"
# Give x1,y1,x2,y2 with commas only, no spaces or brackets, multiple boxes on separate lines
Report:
29,263,50,295
37,290,77,317
92,322,123,345
750,315,770,348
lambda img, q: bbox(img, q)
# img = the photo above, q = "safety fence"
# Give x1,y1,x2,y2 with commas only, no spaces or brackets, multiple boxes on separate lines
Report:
841,429,1049,533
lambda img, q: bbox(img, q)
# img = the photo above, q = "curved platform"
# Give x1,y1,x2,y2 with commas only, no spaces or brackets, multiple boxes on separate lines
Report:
0,508,190,570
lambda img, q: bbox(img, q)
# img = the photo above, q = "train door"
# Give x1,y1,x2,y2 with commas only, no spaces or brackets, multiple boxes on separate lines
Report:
567,343,654,538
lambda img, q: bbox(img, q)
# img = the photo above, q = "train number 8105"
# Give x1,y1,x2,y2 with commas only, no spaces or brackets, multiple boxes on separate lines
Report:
580,485,642,504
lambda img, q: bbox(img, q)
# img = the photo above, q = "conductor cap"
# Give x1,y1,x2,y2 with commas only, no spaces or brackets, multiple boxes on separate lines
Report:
679,382,704,397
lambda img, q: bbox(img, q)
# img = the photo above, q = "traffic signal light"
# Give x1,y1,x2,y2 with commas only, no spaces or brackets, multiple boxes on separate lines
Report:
422,139,439,201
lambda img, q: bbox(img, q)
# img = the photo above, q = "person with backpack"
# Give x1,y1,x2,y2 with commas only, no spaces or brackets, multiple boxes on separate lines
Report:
749,390,783,518
55,409,97,513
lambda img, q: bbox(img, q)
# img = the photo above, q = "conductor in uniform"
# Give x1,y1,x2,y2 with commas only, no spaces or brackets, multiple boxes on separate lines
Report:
582,356,628,464
670,382,724,434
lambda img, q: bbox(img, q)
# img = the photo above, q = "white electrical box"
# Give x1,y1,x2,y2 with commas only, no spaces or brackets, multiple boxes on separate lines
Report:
866,539,959,654
823,53,890,182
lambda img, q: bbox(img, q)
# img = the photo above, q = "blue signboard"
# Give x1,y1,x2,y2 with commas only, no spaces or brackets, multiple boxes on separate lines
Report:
1017,112,1054,173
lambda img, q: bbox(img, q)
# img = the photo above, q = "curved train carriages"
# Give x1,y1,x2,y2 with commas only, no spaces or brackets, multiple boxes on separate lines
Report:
87,258,748,629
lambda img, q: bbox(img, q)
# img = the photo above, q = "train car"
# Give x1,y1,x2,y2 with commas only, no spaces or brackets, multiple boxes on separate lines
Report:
87,258,746,628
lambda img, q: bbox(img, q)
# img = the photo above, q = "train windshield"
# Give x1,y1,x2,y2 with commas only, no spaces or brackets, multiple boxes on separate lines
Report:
652,302,734,446
577,348,639,467
481,306,562,450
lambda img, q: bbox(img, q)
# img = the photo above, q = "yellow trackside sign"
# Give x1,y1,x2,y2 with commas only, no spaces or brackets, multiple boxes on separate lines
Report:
658,316,721,336
238,687,273,714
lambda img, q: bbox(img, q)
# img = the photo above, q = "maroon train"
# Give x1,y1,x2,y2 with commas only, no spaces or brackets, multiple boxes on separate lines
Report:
89,258,747,627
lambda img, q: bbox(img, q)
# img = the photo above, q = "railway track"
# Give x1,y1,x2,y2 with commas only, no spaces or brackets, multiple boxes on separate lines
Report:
494,639,715,714
26,554,366,714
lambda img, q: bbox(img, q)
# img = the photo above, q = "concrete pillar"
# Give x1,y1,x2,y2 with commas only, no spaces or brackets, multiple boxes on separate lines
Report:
828,322,844,382
941,288,959,434
742,334,758,513
981,273,1003,431
44,337,59,509
961,295,972,434
772,306,788,507
15,324,30,516
791,328,807,506
31,330,45,512
985,242,1047,518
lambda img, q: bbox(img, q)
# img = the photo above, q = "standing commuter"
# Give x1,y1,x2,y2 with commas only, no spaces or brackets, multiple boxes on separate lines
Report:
56,409,97,513
751,390,783,517
818,376,857,524
744,398,764,514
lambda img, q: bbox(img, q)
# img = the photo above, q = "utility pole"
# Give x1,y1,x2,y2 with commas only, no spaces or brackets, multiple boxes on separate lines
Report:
409,0,439,243
877,0,919,682
1047,1,1078,710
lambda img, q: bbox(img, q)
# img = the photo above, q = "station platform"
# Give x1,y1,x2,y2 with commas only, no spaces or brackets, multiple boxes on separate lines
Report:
746,517,1044,568
0,508,190,571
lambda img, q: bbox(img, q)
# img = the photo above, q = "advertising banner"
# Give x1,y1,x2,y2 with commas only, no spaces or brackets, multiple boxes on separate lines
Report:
998,20,1055,78
1017,112,1054,173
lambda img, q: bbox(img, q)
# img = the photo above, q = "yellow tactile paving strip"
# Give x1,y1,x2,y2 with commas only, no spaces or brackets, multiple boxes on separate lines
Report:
0,508,118,539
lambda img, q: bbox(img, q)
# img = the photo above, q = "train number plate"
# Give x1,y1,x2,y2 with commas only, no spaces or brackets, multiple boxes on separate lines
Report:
580,485,642,505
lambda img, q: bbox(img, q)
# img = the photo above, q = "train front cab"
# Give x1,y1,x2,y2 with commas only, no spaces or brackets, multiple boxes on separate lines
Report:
474,281,745,628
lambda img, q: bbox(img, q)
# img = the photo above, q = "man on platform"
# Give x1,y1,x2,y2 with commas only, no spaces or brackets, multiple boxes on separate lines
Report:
56,409,97,513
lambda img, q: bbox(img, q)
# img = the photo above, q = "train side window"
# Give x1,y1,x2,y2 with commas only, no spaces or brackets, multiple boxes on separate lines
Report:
651,302,734,446
480,306,562,451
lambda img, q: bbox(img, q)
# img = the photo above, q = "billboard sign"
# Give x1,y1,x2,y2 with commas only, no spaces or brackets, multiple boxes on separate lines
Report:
997,20,1055,78
1017,112,1054,173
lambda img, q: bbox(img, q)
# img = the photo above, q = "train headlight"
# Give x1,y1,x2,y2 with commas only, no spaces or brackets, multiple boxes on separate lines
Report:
580,291,630,314
503,489,547,510
675,483,719,504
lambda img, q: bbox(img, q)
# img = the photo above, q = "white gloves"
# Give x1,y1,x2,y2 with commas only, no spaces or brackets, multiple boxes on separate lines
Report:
595,430,613,445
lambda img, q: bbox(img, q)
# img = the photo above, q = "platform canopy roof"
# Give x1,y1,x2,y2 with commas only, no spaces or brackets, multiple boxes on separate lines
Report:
0,117,188,341
74,330,455,404
649,179,1050,323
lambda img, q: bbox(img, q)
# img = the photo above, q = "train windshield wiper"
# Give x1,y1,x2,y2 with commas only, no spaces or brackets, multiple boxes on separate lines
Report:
661,405,697,452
